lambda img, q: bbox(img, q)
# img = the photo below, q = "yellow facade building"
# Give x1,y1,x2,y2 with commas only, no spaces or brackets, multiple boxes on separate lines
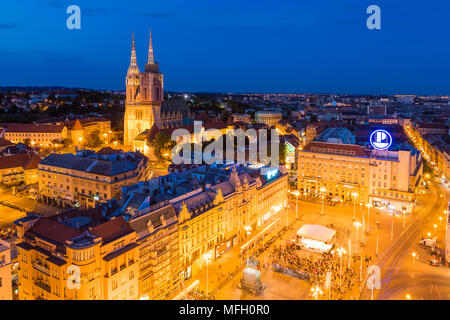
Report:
0,239,12,300
38,149,149,208
298,141,422,213
15,212,139,300
0,152,41,186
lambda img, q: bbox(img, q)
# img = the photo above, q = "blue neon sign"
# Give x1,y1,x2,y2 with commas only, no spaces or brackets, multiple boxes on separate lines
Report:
370,129,392,151
266,168,278,179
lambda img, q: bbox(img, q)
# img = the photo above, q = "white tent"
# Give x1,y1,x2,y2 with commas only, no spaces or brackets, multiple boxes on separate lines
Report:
296,224,336,243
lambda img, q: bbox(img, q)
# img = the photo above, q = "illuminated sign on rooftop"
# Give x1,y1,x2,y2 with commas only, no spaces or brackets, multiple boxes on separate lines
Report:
370,129,392,151
266,168,278,179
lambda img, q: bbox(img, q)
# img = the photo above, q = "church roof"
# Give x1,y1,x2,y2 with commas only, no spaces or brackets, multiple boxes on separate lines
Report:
72,118,83,130
161,98,191,117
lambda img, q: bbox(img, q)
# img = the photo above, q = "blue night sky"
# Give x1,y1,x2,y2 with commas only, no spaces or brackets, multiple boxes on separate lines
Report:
1,0,449,94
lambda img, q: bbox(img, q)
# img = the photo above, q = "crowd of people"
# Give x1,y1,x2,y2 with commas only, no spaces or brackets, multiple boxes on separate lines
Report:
183,288,215,300
271,243,366,299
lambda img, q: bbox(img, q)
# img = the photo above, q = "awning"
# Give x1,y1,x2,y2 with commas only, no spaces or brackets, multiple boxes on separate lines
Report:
296,224,336,243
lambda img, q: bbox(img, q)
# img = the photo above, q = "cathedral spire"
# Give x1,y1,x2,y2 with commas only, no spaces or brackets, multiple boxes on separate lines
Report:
147,28,154,64
128,32,139,74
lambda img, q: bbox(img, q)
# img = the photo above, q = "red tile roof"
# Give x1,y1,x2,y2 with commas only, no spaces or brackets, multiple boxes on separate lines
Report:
5,123,66,133
90,216,133,244
0,153,41,170
29,218,83,245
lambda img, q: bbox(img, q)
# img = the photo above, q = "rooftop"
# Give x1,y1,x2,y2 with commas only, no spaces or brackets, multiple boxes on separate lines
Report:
39,149,147,176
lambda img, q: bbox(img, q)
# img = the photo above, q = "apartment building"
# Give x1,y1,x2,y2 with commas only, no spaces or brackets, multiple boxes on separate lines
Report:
255,111,282,127
0,239,12,300
0,152,41,186
120,163,288,287
2,124,68,147
298,141,422,213
15,210,139,300
38,149,149,208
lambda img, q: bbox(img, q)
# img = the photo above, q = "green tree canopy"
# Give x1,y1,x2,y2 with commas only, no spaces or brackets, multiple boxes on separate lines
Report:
85,130,103,148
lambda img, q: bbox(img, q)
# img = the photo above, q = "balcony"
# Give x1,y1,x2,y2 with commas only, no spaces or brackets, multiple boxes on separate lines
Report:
33,261,50,276
34,280,51,293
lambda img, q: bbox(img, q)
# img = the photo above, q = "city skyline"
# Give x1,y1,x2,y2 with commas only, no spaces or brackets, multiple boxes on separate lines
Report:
1,0,450,94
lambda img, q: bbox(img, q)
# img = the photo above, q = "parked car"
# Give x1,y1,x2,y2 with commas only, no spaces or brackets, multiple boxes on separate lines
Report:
420,238,436,248
429,257,442,266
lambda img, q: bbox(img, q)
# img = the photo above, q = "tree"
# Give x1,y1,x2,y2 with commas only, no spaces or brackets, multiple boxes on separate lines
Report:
149,132,176,161
61,138,72,148
23,138,31,146
279,142,287,165
85,130,103,148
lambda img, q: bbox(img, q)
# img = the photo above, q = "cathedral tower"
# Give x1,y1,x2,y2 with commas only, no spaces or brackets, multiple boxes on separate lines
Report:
124,29,164,150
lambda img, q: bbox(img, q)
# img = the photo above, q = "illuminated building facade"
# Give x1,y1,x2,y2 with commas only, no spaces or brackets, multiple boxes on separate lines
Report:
2,124,68,147
15,211,139,300
38,149,149,208
0,239,12,300
298,140,422,213
0,152,41,186
126,204,180,300
255,111,282,127
120,163,288,286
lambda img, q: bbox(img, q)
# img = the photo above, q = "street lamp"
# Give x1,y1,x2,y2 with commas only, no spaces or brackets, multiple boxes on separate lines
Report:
391,213,394,241
434,224,438,237
353,221,362,244
336,247,346,291
402,208,406,231
412,252,416,266
365,203,372,234
351,192,358,220
291,190,300,220
203,253,211,295
439,216,443,227
311,286,322,300
320,187,327,215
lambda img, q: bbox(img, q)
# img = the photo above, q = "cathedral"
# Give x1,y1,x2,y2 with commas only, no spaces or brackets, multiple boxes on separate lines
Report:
124,29,193,152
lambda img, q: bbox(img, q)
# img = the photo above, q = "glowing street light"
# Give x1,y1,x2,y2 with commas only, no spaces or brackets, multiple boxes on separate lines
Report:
336,247,346,290
311,286,323,300
412,252,416,266
291,190,300,220
351,192,358,220
320,187,327,215
365,203,372,234
406,294,412,300
353,221,362,244
203,253,212,295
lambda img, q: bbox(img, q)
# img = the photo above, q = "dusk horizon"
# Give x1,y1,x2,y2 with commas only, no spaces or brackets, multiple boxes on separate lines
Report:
2,0,450,94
